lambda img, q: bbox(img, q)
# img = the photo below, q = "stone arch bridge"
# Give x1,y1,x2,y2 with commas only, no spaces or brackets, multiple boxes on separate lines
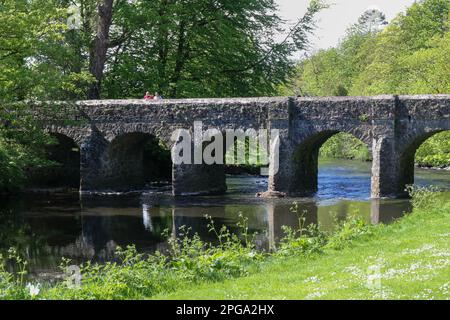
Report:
39,95,449,198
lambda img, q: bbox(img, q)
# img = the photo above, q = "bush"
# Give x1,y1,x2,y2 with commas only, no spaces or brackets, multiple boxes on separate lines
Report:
0,249,35,300
326,214,371,250
40,214,264,300
406,185,441,210
0,142,25,193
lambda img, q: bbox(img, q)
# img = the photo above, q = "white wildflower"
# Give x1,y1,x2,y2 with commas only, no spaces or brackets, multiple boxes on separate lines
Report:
26,283,40,297
305,290,325,300
304,276,321,283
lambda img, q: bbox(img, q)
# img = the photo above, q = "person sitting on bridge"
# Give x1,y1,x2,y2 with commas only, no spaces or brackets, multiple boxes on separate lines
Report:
153,92,163,100
144,91,154,100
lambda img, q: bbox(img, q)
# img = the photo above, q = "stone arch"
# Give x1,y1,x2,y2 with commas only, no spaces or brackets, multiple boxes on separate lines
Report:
99,132,172,191
44,125,92,147
290,130,372,195
398,129,448,193
100,124,173,147
303,123,373,150
27,132,81,190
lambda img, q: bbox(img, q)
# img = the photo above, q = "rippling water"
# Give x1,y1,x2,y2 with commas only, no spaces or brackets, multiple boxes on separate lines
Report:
0,159,449,278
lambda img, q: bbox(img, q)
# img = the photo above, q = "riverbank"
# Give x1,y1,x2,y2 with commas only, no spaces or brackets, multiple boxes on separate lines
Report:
1,188,449,300
155,196,450,300
417,165,450,171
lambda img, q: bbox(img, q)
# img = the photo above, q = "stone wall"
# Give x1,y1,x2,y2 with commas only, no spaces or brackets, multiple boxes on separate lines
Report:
38,95,450,198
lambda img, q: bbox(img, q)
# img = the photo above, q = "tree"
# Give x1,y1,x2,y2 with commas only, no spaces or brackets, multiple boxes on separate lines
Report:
280,7,388,97
0,0,62,101
101,0,326,98
31,0,325,100
281,49,348,96
0,103,55,193
353,8,388,34
0,0,88,191
285,0,449,97
350,0,449,95
0,0,95,102
87,0,114,99
282,0,450,165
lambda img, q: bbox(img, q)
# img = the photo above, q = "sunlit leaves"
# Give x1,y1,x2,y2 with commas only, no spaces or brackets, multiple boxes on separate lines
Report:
282,0,450,166
103,0,325,98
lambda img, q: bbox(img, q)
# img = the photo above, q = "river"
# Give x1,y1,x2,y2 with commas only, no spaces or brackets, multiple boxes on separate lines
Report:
0,159,449,278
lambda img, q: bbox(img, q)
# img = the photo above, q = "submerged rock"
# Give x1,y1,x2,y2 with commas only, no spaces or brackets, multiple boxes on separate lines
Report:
256,191,286,198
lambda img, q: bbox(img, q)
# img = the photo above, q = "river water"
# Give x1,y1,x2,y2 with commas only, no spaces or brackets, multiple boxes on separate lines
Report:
0,159,449,278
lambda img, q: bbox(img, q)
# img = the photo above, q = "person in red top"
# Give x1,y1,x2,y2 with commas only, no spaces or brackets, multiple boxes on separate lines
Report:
144,91,154,100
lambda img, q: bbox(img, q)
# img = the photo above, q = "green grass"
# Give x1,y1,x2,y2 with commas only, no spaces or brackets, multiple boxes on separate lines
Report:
155,202,450,300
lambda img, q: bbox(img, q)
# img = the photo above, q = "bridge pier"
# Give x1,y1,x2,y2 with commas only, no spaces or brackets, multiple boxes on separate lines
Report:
79,130,151,192
270,136,409,199
79,129,109,192
370,137,408,198
266,100,312,196
268,138,320,196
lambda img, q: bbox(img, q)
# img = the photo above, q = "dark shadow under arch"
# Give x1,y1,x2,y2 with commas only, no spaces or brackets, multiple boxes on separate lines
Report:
27,133,81,189
106,132,172,190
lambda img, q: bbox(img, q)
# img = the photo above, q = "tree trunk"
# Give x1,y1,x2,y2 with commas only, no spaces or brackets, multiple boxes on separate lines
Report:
157,0,169,95
87,0,113,100
170,20,188,98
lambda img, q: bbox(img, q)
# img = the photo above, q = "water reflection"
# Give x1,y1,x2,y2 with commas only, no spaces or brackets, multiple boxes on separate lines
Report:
0,193,417,276
0,160,448,277
142,204,152,231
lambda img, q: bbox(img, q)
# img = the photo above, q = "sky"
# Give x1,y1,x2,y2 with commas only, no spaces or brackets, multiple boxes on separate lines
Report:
277,0,416,51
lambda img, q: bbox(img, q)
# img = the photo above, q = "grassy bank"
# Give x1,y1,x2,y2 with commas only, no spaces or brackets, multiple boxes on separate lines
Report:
157,197,450,300
1,189,449,300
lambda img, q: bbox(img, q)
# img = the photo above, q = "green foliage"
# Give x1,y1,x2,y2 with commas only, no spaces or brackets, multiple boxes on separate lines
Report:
102,0,326,98
320,133,371,161
0,0,93,102
283,0,450,165
0,0,93,192
406,185,441,209
276,223,328,257
325,214,371,250
415,131,450,167
275,202,327,256
0,141,24,193
0,248,34,300
224,137,269,174
0,103,57,193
